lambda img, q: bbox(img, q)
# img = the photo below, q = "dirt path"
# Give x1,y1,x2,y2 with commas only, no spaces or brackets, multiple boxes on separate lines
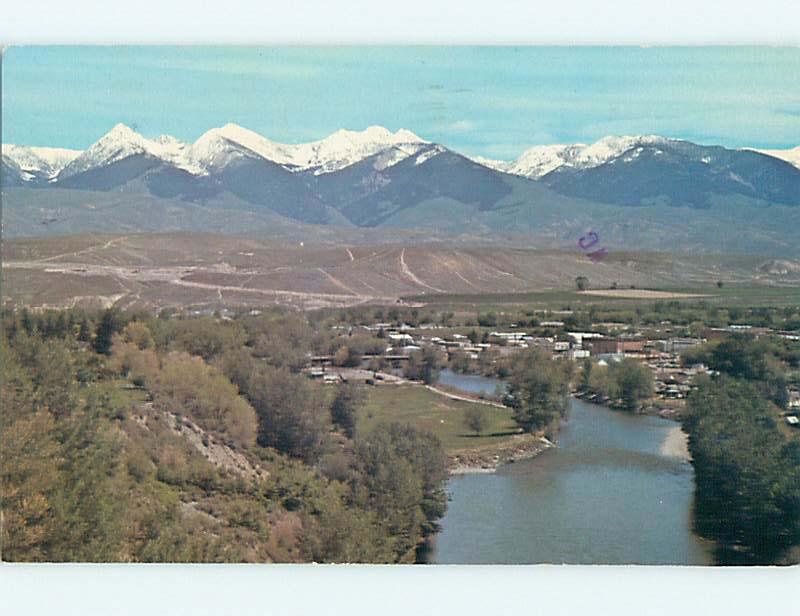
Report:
400,247,445,293
424,385,507,409
170,278,369,303
316,267,360,296
345,247,355,261
37,235,130,263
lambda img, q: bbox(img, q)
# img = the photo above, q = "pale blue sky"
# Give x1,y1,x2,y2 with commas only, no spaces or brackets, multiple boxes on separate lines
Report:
2,46,799,160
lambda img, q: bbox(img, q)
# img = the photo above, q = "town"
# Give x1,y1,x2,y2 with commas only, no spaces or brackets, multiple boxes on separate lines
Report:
301,306,800,429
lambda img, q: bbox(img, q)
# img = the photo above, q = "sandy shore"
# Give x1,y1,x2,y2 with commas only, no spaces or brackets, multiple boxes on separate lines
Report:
660,425,691,461
448,434,554,475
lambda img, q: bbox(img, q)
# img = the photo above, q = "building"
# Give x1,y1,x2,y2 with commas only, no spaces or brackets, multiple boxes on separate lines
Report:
388,333,415,345
657,338,702,354
489,331,528,346
567,332,603,347
587,337,645,355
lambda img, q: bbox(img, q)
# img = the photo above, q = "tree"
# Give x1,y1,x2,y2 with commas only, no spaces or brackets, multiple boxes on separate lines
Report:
244,366,330,463
580,357,593,391
575,276,589,291
706,334,788,408
149,352,258,449
333,345,351,367
93,308,120,355
463,406,489,436
120,321,155,350
403,346,443,385
0,351,61,561
448,349,472,373
330,383,364,439
716,280,724,288
77,317,92,343
507,348,572,433
610,358,653,412
171,318,245,361
684,377,800,563
354,423,448,561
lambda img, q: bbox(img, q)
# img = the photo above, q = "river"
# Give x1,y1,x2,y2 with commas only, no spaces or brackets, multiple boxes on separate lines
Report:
432,396,712,565
438,368,508,396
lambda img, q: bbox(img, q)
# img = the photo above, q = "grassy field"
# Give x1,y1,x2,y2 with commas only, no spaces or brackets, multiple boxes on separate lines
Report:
406,283,800,311
359,384,518,451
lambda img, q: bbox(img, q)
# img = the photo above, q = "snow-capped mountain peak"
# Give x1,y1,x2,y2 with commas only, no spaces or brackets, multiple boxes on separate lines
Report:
505,135,671,179
302,125,427,174
59,124,155,179
748,146,800,169
59,124,205,178
2,144,82,180
190,124,428,174
17,125,795,189
191,123,294,170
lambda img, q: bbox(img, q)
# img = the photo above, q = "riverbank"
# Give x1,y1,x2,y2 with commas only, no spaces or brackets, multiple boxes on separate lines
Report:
434,398,712,565
448,432,554,474
574,391,687,422
659,424,691,461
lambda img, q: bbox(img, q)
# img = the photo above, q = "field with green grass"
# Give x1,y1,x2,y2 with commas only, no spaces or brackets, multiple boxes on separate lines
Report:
406,283,800,311
359,384,518,451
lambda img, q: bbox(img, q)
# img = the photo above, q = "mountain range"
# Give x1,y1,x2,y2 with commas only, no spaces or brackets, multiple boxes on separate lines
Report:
3,124,800,256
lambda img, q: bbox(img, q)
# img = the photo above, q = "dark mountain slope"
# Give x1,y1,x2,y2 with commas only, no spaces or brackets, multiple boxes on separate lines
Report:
313,148,515,226
542,141,800,208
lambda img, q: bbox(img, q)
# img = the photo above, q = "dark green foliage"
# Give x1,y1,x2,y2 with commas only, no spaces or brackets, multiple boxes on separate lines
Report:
2,306,452,564
240,365,330,463
330,383,364,439
477,312,498,327
580,357,592,391
93,308,121,355
684,377,800,563
612,358,654,412
244,312,313,371
704,334,789,408
78,317,92,342
170,318,245,361
507,348,572,433
353,423,448,561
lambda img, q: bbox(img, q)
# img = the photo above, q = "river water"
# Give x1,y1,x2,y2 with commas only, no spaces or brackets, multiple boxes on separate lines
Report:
438,368,508,395
432,397,712,565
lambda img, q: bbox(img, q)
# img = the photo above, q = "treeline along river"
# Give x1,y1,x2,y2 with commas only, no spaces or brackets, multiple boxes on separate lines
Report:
430,385,712,565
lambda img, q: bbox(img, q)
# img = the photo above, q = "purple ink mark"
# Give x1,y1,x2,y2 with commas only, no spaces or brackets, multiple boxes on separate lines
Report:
587,247,608,262
578,231,599,250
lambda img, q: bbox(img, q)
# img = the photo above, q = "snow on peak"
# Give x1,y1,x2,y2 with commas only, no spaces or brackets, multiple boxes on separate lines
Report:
468,155,512,172
17,123,433,180
2,144,82,180
192,124,428,174
507,135,670,179
192,124,294,170
748,146,800,169
60,124,203,178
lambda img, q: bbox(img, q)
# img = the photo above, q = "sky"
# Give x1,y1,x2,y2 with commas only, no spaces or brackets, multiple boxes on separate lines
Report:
2,46,799,160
